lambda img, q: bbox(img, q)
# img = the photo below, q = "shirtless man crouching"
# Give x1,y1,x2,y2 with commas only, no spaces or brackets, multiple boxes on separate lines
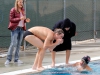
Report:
23,26,64,71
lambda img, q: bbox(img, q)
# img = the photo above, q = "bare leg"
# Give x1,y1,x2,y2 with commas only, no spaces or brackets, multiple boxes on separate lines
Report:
24,35,43,70
66,50,71,64
51,51,56,67
37,48,46,71
32,49,41,70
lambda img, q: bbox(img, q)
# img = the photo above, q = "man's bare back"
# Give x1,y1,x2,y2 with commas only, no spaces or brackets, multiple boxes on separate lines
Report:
28,26,53,40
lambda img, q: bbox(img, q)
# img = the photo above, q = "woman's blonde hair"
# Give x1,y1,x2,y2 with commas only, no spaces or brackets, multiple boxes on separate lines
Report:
15,0,24,12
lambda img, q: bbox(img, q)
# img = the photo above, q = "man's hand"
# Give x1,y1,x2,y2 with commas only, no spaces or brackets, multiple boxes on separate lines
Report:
75,32,77,36
56,39,63,45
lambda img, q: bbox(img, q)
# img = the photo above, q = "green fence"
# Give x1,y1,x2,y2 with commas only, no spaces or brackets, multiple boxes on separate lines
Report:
0,0,100,48
0,0,15,47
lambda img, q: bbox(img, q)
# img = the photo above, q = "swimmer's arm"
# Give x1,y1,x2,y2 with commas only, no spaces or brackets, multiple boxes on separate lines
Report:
65,62,77,67
86,65,92,71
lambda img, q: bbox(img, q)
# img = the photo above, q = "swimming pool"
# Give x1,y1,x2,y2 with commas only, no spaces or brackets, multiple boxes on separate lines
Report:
1,57,100,75
29,60,100,75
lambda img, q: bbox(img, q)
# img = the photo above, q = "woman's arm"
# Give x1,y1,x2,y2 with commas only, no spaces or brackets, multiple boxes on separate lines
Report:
9,8,21,23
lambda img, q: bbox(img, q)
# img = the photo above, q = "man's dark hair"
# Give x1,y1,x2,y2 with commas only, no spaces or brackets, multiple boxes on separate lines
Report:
54,28,64,35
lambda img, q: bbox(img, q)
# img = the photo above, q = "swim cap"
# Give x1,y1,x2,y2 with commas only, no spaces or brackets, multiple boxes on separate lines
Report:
82,56,91,64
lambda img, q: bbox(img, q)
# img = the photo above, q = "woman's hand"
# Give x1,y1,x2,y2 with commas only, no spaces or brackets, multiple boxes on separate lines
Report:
20,16,26,20
26,18,30,23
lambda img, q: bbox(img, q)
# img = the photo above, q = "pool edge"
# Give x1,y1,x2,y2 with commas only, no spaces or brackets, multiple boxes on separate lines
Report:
1,56,100,75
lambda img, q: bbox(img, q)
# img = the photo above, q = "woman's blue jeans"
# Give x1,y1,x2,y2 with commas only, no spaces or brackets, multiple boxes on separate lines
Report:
7,27,24,62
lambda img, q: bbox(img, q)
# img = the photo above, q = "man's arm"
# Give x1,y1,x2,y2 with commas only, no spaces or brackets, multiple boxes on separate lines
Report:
43,32,62,50
70,22,76,37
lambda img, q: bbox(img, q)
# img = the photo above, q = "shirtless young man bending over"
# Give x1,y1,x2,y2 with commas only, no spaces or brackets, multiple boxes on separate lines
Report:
23,26,64,70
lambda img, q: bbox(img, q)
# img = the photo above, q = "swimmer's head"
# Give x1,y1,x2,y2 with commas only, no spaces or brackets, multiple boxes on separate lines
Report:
81,56,91,64
54,29,64,39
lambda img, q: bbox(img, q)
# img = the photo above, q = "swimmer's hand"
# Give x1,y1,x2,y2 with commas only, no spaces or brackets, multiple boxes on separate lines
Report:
56,39,63,45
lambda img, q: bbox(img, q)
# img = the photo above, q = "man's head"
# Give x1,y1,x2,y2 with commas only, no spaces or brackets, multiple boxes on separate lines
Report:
54,29,64,39
62,18,71,31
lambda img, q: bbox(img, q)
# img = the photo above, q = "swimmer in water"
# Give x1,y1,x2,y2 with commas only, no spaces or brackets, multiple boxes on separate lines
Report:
66,56,92,72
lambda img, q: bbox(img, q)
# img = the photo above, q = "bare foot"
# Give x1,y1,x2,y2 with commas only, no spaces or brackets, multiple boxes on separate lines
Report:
37,67,45,71
32,66,37,70
66,62,69,64
51,63,55,67
66,63,69,65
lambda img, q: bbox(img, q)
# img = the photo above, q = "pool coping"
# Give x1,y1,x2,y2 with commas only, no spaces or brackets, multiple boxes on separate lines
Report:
0,56,100,75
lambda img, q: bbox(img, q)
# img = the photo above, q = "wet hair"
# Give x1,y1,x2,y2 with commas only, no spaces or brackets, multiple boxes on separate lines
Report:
82,56,91,64
54,28,64,35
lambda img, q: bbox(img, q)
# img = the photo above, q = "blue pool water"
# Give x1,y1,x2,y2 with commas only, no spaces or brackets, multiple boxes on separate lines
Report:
29,60,100,75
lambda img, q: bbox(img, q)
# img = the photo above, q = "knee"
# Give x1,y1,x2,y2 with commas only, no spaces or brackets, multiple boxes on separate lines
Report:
10,41,17,47
38,48,43,50
38,47,47,52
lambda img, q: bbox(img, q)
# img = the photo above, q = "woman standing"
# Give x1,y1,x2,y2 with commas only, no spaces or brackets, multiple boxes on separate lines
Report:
5,0,30,65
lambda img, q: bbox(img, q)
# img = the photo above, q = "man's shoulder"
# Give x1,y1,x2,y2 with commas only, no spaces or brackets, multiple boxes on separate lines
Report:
71,22,76,27
46,31,54,40
48,30,54,35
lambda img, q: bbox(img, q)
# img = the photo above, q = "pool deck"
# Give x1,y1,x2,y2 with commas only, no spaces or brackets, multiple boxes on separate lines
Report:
0,39,100,75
